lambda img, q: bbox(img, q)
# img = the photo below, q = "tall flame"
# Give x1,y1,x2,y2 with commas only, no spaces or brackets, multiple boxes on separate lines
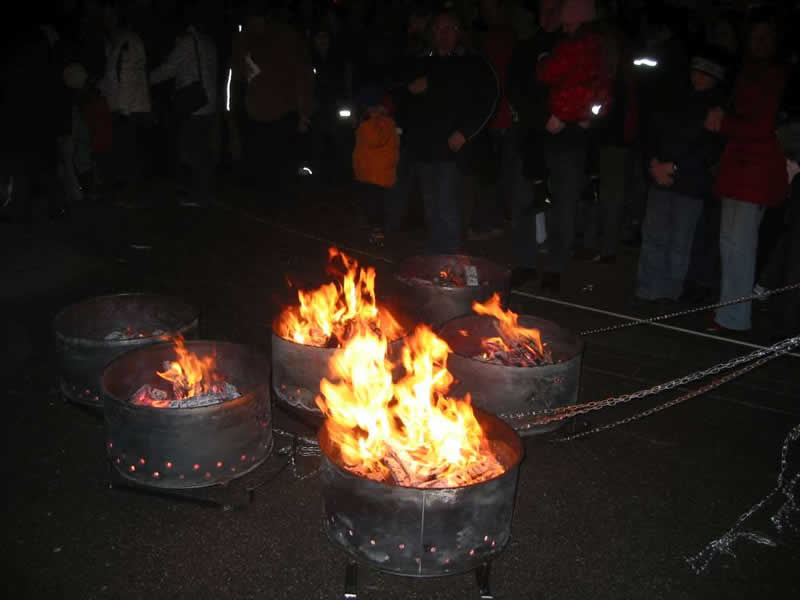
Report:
276,248,403,347
317,324,504,488
156,335,222,400
472,293,546,358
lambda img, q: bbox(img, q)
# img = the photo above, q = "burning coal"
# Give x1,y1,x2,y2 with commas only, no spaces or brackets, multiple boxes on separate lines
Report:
472,295,554,367
105,327,166,341
130,336,240,408
316,324,505,488
276,248,403,348
397,260,481,288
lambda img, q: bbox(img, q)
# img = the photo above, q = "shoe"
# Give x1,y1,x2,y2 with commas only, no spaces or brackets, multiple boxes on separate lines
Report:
705,315,738,333
540,271,561,294
510,267,538,289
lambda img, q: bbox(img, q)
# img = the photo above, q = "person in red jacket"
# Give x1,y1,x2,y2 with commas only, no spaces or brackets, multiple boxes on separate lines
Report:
705,14,787,332
536,0,611,125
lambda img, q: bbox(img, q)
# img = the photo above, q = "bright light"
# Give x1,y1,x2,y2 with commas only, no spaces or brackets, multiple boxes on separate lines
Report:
313,67,317,75
298,166,313,176
591,104,602,115
237,24,242,33
226,68,232,111
338,108,352,118
633,57,658,67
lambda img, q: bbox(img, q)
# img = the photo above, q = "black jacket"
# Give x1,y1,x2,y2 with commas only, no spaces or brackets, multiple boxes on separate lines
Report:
647,85,726,199
399,49,498,169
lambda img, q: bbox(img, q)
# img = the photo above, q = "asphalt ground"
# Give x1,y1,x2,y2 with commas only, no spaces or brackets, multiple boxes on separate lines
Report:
3,177,798,599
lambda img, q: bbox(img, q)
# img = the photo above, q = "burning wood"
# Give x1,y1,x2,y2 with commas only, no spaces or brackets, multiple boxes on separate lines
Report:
276,248,403,348
398,263,481,288
104,327,166,341
129,336,239,408
317,325,507,489
131,382,240,408
472,295,554,367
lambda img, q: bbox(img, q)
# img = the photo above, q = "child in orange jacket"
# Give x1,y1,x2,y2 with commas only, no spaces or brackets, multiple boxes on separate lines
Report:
352,86,400,241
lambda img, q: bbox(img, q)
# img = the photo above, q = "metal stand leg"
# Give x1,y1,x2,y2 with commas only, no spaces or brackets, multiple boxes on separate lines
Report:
344,560,358,599
476,562,493,600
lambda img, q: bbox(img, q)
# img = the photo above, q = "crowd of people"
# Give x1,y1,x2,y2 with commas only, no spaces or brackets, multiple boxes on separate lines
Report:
1,0,798,336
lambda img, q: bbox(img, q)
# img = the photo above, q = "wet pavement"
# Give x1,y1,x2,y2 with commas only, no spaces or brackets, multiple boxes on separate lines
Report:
3,176,799,599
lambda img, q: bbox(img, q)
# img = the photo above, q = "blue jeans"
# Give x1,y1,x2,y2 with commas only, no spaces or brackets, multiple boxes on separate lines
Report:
715,197,765,330
417,161,462,254
636,187,704,300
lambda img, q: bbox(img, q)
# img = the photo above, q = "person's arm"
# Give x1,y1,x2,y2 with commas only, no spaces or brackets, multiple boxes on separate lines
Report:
149,35,186,85
452,54,499,145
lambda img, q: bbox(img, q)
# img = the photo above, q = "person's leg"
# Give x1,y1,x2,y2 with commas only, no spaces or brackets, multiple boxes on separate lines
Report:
416,161,436,247
544,128,587,274
385,143,411,233
435,162,463,254
665,193,703,300
469,129,505,238
510,144,537,269
715,197,765,330
599,145,627,259
636,186,672,300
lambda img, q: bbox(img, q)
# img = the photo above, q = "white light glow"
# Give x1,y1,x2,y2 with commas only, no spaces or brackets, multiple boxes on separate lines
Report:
313,68,317,75
591,104,602,115
338,108,352,118
237,24,242,33
226,68,232,111
633,57,658,67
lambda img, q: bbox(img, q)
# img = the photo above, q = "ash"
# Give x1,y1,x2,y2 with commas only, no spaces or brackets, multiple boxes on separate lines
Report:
131,382,240,408
105,328,166,341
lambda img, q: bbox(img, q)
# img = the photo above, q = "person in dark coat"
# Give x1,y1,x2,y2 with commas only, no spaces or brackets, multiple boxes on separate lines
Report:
400,9,498,254
635,48,726,302
705,15,788,331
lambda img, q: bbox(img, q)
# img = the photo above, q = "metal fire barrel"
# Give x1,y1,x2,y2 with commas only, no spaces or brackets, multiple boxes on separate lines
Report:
438,314,584,436
103,341,272,489
391,255,510,328
319,409,523,577
54,293,199,409
271,333,406,424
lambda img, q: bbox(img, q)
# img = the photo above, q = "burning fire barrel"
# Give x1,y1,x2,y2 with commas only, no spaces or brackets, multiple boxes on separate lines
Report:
438,314,584,436
54,293,198,409
103,340,272,488
319,408,522,577
391,254,511,328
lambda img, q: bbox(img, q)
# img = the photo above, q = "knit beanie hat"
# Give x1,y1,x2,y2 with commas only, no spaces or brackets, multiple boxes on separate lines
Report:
690,50,726,82
561,0,595,27
63,62,88,89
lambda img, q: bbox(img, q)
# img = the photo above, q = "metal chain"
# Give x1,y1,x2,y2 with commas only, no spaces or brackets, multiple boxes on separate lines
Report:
273,427,321,481
503,335,800,431
580,281,800,336
686,422,800,574
557,347,791,442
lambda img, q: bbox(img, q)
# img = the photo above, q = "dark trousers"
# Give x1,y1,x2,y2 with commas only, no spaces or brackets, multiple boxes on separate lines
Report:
242,112,298,208
417,161,462,254
179,113,218,206
108,112,150,189
355,181,387,226
544,126,588,273
584,144,628,257
470,128,512,233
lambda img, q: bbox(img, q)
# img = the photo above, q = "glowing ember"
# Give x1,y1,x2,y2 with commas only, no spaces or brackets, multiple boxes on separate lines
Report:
316,323,505,488
472,294,554,367
398,261,481,288
276,248,403,348
131,336,240,408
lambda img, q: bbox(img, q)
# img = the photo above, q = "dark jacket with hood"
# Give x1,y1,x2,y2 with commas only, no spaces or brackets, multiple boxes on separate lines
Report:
647,83,726,199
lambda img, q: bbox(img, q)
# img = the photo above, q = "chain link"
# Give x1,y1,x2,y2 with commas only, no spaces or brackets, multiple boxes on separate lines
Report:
579,281,800,336
502,335,800,431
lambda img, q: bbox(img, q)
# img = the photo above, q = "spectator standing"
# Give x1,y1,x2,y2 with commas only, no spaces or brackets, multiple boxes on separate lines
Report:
150,9,219,208
505,0,564,289
230,2,313,213
706,15,788,332
468,0,516,242
535,0,607,293
401,9,498,254
97,2,151,204
635,48,726,303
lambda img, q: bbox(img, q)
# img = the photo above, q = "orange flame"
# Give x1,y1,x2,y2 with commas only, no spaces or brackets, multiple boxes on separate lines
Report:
276,248,403,347
156,335,223,401
472,293,546,357
317,324,504,488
